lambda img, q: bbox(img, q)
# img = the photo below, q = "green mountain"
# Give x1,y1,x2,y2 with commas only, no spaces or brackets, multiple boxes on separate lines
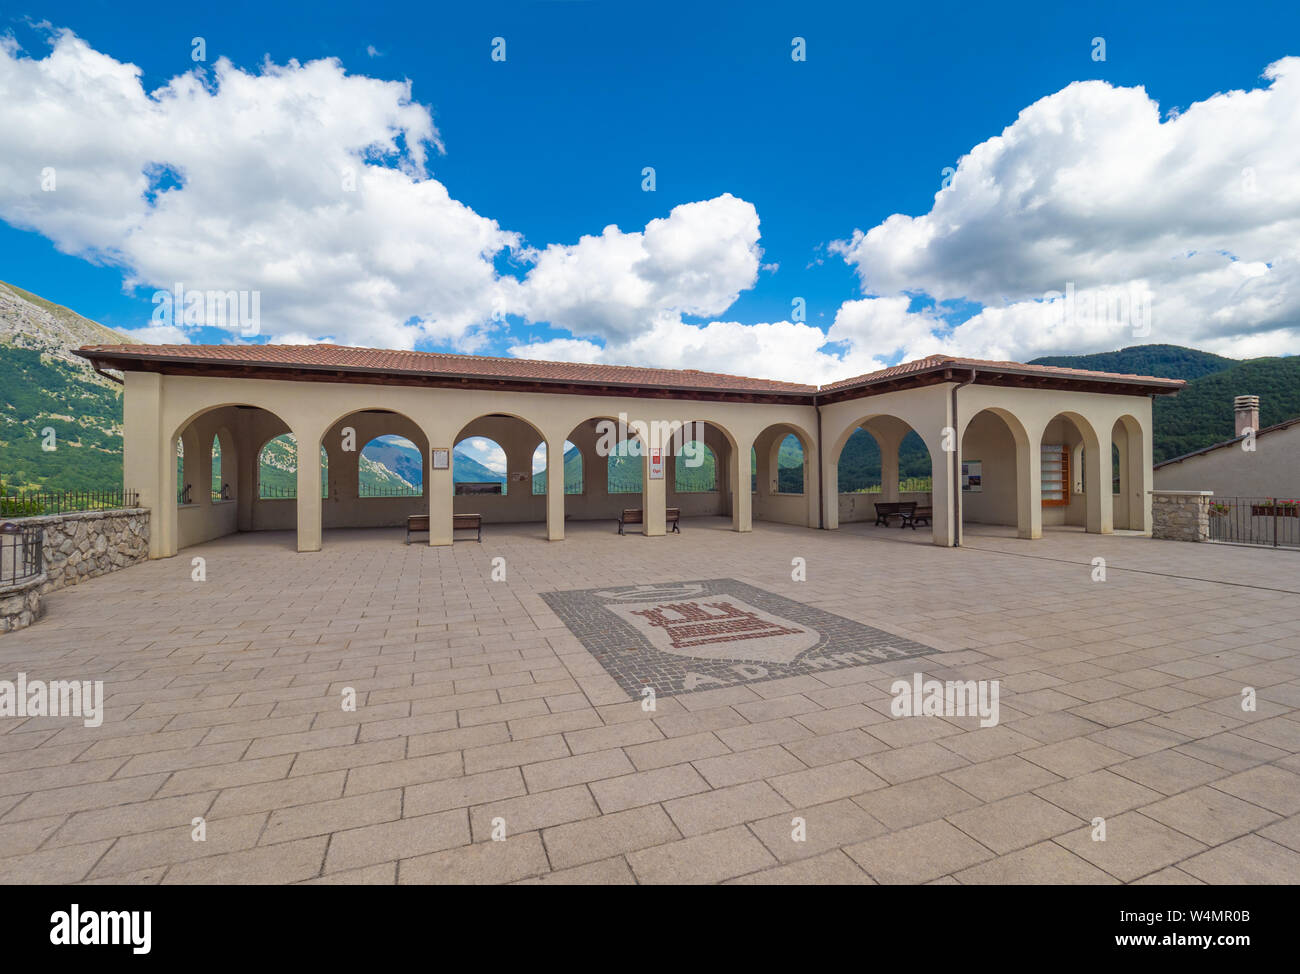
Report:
0,280,136,493
531,445,584,494
1027,344,1300,463
1150,356,1300,461
1028,344,1237,381
362,437,424,486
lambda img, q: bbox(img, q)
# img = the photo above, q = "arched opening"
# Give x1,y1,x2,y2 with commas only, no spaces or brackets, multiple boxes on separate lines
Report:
453,414,548,537
532,441,582,495
776,434,804,495
259,435,328,499
210,435,222,501
1039,412,1106,533
558,417,642,521
753,423,818,528
359,436,423,498
960,408,1029,538
607,448,641,494
175,438,187,505
667,420,735,523
1111,415,1147,531
454,436,508,494
552,416,739,535
315,409,428,537
674,440,716,492
167,402,292,553
830,415,934,534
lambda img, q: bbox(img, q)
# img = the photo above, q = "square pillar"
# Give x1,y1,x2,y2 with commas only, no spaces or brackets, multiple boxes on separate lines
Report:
427,446,453,546
123,372,170,558
803,440,820,528
642,446,667,536
931,440,956,547
1135,419,1153,534
732,437,753,532
1018,441,1042,540
881,438,900,503
1083,438,1113,534
546,437,566,541
820,436,838,530
295,432,322,552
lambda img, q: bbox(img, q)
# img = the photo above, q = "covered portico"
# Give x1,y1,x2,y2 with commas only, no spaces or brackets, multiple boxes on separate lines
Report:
75,344,1182,557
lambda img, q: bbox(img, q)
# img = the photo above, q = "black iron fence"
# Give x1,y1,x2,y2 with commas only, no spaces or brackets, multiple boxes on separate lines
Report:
0,522,44,585
359,484,422,498
1207,497,1300,549
256,484,422,499
0,488,139,518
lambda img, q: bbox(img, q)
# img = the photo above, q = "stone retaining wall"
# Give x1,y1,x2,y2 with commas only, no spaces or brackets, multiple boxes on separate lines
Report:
1151,490,1212,543
0,572,46,633
9,508,150,594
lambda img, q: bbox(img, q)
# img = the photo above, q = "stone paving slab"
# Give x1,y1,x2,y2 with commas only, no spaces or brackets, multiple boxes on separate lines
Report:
0,520,1298,884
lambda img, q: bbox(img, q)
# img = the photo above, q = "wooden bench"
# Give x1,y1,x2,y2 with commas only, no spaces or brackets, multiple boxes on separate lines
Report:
454,513,483,542
874,501,916,526
899,505,932,530
405,514,428,544
617,508,682,535
405,513,482,544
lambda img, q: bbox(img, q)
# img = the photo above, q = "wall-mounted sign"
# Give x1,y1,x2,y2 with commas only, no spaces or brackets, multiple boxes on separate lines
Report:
961,460,982,493
431,448,450,471
648,448,665,480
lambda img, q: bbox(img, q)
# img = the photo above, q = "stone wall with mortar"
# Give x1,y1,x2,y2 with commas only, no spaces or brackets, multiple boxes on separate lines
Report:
1151,491,1211,542
0,573,46,633
10,508,151,594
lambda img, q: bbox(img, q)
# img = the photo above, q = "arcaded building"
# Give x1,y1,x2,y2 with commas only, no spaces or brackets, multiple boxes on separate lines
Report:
74,344,1183,557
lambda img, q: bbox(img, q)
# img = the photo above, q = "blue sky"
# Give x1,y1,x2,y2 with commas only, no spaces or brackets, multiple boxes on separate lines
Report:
2,0,1298,386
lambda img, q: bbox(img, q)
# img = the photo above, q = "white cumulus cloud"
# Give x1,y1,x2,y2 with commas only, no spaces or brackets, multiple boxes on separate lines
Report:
0,29,517,348
831,58,1300,361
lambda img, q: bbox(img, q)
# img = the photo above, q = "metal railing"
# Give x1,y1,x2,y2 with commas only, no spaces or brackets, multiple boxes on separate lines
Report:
359,483,423,498
0,522,44,585
1207,497,1300,549
0,488,139,517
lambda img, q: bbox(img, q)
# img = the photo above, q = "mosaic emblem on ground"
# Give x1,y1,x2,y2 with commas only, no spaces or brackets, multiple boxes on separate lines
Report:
542,578,939,697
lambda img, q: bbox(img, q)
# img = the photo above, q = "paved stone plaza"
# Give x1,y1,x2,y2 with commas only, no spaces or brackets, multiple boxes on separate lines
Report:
1,519,1298,884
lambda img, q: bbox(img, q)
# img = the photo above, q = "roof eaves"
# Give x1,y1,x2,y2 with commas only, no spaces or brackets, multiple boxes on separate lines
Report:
73,347,817,398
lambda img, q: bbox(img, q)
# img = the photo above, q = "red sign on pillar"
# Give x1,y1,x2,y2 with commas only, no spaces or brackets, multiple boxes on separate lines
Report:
648,448,664,480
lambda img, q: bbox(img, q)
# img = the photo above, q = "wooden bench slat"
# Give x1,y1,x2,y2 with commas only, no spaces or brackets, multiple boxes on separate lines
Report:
617,508,681,535
873,501,916,526
899,505,932,530
406,513,482,543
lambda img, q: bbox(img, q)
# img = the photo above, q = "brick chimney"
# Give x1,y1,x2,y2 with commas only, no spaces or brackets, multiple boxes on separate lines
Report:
1234,395,1260,437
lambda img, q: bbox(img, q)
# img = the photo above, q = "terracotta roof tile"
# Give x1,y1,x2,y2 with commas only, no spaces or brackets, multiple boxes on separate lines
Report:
75,343,818,394
74,343,1186,397
820,354,1185,391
